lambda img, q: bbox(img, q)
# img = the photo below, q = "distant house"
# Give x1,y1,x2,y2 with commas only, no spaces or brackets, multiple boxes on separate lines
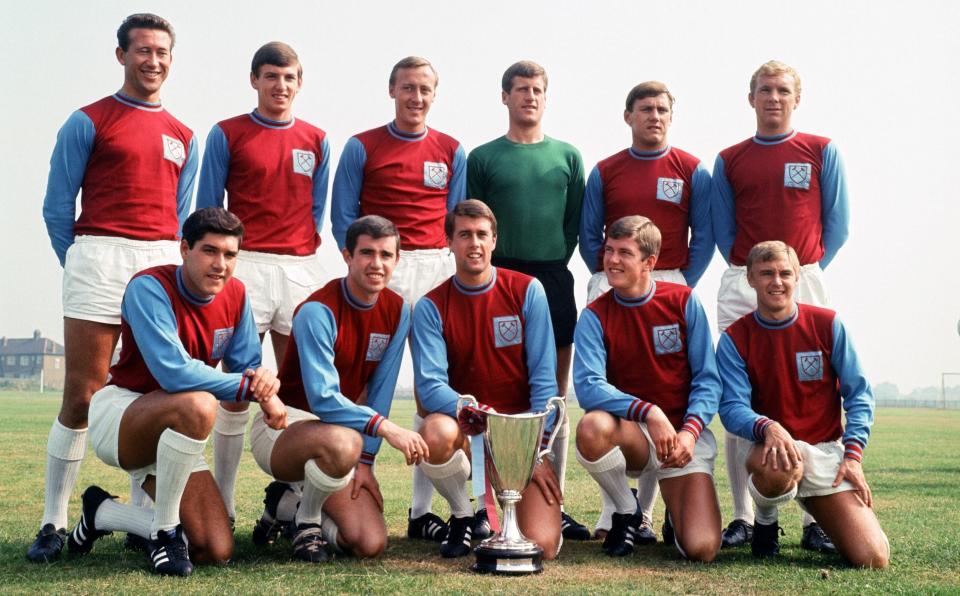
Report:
0,330,65,390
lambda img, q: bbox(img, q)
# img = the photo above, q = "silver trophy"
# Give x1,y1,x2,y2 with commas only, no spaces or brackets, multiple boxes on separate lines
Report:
456,394,566,575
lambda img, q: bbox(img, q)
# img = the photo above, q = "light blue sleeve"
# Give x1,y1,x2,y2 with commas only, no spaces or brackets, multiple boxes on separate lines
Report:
682,164,715,287
818,141,850,269
331,137,367,250
446,144,467,210
412,297,460,417
221,294,263,375
830,316,874,450
122,275,248,400
361,304,411,457
571,308,646,417
578,165,605,273
312,136,331,233
716,332,762,441
195,124,229,210
683,292,721,426
710,155,736,265
523,280,559,416
292,302,383,435
42,110,95,266
176,136,199,233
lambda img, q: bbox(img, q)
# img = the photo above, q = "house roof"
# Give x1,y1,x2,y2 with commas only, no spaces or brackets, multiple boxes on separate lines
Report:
0,334,65,356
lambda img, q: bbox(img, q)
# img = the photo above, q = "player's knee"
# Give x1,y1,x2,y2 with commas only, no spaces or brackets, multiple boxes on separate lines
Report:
325,427,363,476
190,533,233,565
847,534,890,569
421,414,459,462
535,533,561,561
575,411,616,459
349,530,386,559
679,534,720,563
175,392,218,438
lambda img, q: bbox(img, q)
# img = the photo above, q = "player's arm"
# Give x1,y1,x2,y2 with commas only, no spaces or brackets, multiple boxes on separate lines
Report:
122,275,256,401
710,155,736,265
312,136,331,234
446,144,467,210
682,163,716,287
411,297,460,417
578,165,606,274
562,148,586,263
680,292,721,439
818,141,850,269
358,304,411,464
42,110,95,266
830,314,874,462
176,136,200,232
523,280,559,416
195,124,230,210
716,331,768,441
330,137,367,250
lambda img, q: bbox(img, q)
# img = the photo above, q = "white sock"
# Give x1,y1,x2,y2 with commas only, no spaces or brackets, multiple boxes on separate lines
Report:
747,474,797,525
801,510,816,527
576,447,636,514
151,429,207,538
130,477,152,508
420,450,472,518
276,483,302,522
94,495,152,538
320,516,344,554
726,431,755,524
212,405,249,519
296,460,352,527
42,420,87,529
550,416,570,496
636,473,659,521
596,487,616,532
410,413,435,518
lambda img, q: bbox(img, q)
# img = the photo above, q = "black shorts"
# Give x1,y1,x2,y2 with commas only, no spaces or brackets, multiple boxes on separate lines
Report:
492,257,576,347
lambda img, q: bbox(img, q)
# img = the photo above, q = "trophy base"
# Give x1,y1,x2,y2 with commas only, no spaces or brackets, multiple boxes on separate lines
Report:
472,543,544,575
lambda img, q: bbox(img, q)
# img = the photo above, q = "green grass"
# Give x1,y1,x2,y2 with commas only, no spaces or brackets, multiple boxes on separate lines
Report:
0,393,958,594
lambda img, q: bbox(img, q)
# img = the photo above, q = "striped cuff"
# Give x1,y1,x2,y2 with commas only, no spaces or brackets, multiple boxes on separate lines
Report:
680,415,704,441
540,432,551,450
235,375,251,402
626,399,654,422
843,440,864,462
753,417,774,441
359,451,377,466
364,414,385,437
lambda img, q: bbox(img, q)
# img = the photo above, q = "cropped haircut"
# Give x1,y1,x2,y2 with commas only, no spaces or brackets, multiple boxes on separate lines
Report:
251,42,302,78
750,60,802,96
745,240,800,275
117,13,175,52
445,199,498,238
501,60,548,93
345,215,401,255
625,81,675,111
182,207,245,248
606,215,661,258
389,56,438,88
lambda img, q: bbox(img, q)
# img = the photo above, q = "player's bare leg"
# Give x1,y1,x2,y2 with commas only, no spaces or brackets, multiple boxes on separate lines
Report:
269,331,290,363
555,345,572,397
321,481,388,558
420,414,473,557
517,462,562,560
659,473,721,562
142,472,233,564
744,444,803,558
803,492,889,568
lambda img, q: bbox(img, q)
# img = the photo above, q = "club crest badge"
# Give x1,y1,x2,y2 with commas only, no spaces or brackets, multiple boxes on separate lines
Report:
656,177,684,204
365,333,391,361
652,323,682,355
796,350,823,382
292,149,315,177
783,163,811,189
161,134,185,167
211,327,235,360
493,315,523,348
423,161,448,189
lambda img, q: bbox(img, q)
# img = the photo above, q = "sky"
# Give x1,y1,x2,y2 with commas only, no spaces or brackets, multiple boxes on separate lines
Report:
1,0,958,393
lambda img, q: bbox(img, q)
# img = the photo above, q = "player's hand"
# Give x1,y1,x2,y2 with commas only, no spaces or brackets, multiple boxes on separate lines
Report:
761,422,802,471
378,419,429,465
529,460,563,506
351,463,384,511
245,367,281,402
661,429,696,468
259,394,287,430
645,406,677,462
833,458,872,508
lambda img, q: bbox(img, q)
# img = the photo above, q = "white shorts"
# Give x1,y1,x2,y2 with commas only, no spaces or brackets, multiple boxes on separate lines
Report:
388,248,455,304
716,263,829,332
63,236,181,325
586,269,686,303
233,250,328,335
626,425,717,481
249,406,320,477
88,384,209,487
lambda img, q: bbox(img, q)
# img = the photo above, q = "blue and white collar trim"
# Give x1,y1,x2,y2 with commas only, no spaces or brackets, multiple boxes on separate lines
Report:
387,121,428,142
250,110,295,129
453,267,497,296
176,267,215,306
113,92,163,112
340,278,376,311
628,146,670,161
753,305,799,329
613,281,656,307
753,130,797,145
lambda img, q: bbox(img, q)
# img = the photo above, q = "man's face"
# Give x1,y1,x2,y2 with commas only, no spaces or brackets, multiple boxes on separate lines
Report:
603,236,655,294
747,255,799,318
749,73,800,135
389,65,437,133
179,233,240,297
502,75,546,127
624,95,672,151
342,234,398,302
449,216,497,280
251,63,301,120
116,28,172,103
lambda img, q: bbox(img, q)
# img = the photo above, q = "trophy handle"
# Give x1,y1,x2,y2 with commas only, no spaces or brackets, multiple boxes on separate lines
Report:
536,396,566,462
456,394,479,415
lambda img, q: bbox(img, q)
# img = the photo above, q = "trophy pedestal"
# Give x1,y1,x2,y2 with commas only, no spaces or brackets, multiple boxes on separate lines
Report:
472,542,543,575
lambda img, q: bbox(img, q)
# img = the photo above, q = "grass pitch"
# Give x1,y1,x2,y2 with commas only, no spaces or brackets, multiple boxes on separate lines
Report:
0,392,958,594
